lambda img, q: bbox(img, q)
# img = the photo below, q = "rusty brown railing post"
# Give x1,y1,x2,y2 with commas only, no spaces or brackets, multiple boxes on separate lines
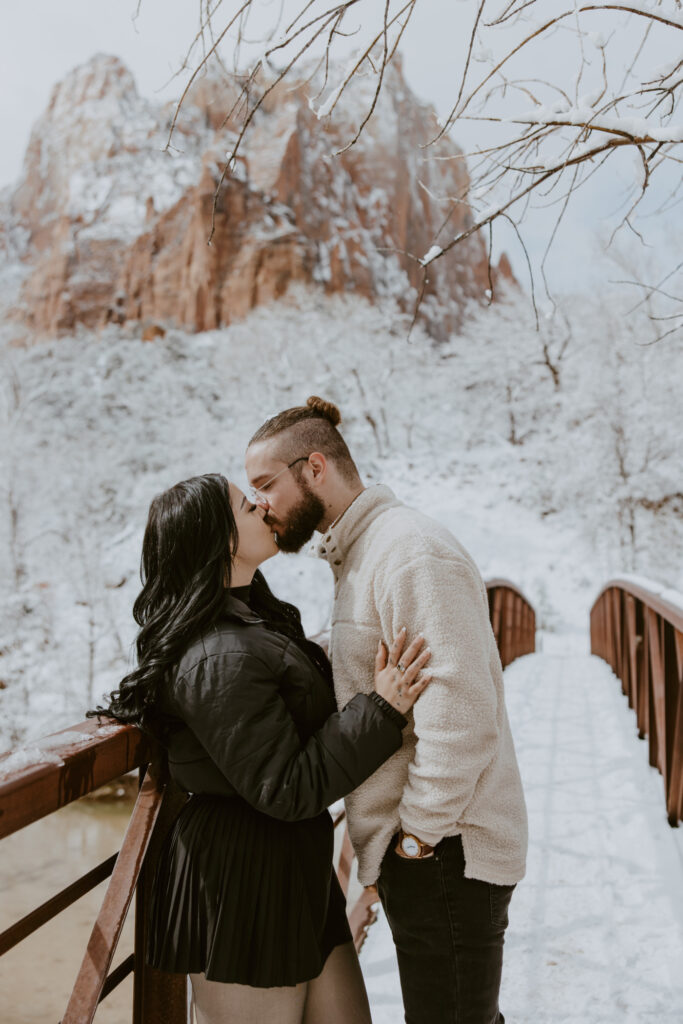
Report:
133,766,189,1024
670,629,683,827
590,577,683,826
485,579,536,668
62,770,167,1024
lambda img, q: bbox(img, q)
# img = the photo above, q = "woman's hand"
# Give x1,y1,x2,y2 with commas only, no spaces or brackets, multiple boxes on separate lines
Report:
374,628,432,714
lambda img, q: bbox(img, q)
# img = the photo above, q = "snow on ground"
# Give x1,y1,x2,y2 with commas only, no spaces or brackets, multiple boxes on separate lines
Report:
361,651,683,1023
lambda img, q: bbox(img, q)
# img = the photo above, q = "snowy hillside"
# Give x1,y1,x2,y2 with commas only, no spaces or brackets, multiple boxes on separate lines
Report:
1,283,681,751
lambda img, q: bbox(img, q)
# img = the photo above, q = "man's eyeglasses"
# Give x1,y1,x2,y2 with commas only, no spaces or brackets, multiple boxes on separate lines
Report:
250,457,309,504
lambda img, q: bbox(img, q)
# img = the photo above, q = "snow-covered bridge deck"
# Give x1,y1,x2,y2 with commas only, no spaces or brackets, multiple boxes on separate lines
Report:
360,651,683,1023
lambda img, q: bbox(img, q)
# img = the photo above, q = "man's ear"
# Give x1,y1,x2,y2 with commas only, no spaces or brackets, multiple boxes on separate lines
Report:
307,452,327,483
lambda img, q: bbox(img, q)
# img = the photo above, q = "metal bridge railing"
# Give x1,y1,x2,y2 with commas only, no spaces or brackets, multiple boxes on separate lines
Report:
486,578,536,668
0,722,189,1023
0,577,535,1022
590,575,683,827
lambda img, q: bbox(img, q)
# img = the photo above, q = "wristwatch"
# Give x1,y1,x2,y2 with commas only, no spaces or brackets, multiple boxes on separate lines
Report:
397,829,435,859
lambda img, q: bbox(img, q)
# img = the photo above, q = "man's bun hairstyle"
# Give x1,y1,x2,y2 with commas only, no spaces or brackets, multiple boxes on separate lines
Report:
249,396,358,484
305,395,341,426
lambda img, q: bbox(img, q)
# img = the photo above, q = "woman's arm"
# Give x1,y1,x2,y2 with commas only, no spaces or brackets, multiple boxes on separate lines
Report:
171,645,405,821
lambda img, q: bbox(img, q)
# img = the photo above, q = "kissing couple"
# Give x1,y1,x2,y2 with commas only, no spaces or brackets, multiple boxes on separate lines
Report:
94,395,527,1024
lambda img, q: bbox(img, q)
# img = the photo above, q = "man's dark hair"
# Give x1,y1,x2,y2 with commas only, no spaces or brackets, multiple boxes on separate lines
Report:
249,396,360,484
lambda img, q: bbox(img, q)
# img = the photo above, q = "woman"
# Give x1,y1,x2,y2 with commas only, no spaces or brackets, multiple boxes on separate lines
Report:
91,473,431,1024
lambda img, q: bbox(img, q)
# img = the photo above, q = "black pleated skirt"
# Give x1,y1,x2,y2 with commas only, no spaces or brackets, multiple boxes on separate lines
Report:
147,794,353,987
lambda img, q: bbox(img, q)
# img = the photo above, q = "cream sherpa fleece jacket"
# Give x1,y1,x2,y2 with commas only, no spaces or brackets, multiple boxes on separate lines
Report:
317,485,528,887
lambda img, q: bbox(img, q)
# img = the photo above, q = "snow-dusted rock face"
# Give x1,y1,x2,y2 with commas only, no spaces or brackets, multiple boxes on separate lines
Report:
11,55,211,334
8,53,509,339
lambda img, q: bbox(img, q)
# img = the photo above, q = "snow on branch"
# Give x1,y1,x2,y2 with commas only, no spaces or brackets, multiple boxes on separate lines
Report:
154,0,682,333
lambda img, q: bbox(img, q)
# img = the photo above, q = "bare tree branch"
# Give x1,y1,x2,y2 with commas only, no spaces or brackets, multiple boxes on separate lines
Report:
147,0,682,332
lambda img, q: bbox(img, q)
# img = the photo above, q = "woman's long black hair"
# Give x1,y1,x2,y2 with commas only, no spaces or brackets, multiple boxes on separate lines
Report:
90,472,328,736
89,473,240,734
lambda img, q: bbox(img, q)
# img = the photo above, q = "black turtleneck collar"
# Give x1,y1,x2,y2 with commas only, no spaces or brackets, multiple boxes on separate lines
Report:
223,583,262,625
229,583,253,605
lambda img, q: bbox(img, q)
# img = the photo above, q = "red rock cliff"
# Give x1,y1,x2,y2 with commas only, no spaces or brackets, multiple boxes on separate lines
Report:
9,54,511,339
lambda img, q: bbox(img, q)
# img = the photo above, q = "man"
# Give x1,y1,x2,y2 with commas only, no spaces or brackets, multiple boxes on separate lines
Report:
245,396,528,1024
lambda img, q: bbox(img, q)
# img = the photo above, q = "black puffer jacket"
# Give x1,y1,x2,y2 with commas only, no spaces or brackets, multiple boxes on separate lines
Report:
160,592,406,820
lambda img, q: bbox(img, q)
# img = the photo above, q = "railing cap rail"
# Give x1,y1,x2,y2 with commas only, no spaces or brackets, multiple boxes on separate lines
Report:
0,719,149,841
591,575,683,633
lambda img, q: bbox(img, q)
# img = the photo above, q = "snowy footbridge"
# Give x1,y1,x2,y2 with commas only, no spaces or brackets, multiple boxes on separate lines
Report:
1,578,682,1022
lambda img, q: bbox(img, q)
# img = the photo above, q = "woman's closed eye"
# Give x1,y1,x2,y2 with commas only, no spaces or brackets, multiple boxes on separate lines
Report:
247,503,258,513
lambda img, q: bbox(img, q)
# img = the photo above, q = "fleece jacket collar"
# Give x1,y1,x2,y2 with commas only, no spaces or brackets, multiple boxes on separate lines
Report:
316,484,402,577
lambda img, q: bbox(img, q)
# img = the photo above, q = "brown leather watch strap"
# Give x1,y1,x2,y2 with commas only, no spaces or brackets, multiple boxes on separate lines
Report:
396,828,436,859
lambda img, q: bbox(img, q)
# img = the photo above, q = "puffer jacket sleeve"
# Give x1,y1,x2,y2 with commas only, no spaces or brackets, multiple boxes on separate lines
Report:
171,645,404,820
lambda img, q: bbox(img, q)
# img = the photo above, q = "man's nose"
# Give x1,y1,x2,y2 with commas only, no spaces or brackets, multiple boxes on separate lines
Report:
254,494,270,511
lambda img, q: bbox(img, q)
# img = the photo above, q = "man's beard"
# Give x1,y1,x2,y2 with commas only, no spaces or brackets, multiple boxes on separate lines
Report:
265,484,326,553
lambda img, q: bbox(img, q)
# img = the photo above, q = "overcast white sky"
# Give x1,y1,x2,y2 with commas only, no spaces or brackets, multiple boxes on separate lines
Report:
0,0,491,188
1,1,678,292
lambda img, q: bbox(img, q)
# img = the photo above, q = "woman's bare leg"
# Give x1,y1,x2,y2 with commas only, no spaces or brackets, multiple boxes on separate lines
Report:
302,942,372,1024
190,972,308,1024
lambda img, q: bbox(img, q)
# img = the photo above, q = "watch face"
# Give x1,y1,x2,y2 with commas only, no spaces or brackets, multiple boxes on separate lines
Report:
401,835,420,857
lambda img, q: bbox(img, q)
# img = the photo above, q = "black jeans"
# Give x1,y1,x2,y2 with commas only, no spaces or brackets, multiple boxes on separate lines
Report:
376,834,515,1024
